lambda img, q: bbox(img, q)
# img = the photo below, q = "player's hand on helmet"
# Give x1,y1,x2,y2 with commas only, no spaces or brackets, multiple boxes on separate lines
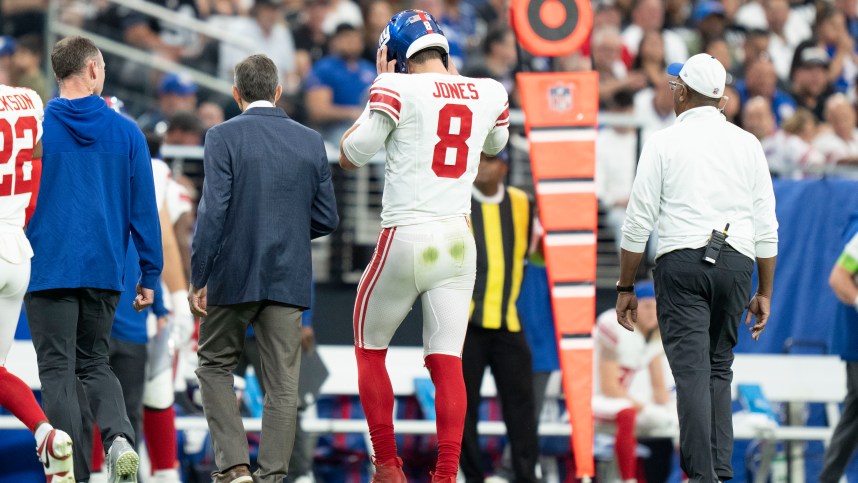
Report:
615,292,638,332
377,46,397,74
134,284,155,312
745,293,770,341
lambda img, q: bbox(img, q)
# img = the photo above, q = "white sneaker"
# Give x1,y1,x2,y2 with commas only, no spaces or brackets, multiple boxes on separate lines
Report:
484,477,509,483
106,436,139,483
150,469,182,482
37,428,74,483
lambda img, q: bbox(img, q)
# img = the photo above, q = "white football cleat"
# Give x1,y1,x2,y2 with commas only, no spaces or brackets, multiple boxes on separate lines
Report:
37,428,75,483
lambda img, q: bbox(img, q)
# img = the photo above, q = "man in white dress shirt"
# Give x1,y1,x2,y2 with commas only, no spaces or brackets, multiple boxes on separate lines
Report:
615,54,779,483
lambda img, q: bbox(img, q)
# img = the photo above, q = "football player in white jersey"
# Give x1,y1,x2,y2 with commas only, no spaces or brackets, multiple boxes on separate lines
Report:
593,281,676,483
0,84,74,482
146,141,194,483
339,10,509,483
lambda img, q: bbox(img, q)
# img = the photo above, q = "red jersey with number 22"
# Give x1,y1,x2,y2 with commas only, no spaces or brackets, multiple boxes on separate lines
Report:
0,85,43,228
369,72,509,228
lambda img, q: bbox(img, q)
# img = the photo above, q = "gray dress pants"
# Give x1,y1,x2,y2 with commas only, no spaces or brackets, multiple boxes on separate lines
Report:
653,247,753,483
196,301,303,483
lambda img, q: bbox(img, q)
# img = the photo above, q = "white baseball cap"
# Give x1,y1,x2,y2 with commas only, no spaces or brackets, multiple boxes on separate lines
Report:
667,53,727,99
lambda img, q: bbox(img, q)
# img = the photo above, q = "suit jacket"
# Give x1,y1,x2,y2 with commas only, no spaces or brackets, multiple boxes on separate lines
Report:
191,107,338,307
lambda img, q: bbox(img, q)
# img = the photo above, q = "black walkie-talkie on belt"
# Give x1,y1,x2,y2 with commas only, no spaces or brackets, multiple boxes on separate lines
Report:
703,223,730,265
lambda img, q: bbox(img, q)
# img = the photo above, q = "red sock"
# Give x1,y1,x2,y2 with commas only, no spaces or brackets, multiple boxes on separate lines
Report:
615,408,638,480
424,354,466,479
92,424,104,472
144,407,179,472
0,366,47,432
355,347,399,464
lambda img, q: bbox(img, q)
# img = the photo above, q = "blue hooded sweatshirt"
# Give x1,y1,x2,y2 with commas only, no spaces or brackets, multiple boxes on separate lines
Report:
27,95,163,292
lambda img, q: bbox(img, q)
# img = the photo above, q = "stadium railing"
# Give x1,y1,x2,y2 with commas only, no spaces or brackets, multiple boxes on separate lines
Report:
2,342,845,442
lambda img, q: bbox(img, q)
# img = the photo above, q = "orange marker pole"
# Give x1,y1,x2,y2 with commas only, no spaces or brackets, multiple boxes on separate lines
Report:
516,71,597,480
510,0,595,475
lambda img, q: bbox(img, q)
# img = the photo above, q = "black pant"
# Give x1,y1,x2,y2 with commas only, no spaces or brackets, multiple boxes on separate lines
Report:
819,362,858,482
654,247,753,483
461,325,539,483
26,288,135,482
109,338,148,450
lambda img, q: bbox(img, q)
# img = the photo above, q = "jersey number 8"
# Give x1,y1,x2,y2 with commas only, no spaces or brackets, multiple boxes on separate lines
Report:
432,104,473,179
0,116,38,197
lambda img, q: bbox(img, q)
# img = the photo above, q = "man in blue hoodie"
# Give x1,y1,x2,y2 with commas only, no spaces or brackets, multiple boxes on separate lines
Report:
24,36,163,483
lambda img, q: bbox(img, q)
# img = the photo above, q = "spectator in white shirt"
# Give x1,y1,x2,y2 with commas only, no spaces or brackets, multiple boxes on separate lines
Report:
782,108,826,175
814,93,858,167
743,96,823,177
632,29,667,88
594,25,648,107
634,72,676,143
765,0,812,81
617,54,778,483
622,0,689,65
321,0,364,35
216,0,298,93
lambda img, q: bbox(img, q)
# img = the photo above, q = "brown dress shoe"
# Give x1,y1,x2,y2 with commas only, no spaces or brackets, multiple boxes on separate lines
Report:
371,456,407,483
213,464,253,483
429,471,456,483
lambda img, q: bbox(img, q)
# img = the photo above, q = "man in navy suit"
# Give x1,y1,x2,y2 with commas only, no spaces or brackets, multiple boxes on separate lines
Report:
189,53,338,483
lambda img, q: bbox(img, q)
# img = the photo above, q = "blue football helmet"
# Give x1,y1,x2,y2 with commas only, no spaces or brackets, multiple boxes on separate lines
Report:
379,9,449,74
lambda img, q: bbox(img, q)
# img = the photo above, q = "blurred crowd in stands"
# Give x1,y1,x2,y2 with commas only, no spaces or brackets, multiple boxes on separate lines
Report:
3,0,858,253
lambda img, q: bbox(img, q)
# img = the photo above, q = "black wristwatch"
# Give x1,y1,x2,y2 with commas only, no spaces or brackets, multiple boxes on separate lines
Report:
616,282,634,293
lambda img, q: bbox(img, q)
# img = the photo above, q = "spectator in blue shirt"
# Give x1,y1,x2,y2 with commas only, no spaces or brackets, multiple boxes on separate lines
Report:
304,23,376,143
138,73,199,133
735,56,797,125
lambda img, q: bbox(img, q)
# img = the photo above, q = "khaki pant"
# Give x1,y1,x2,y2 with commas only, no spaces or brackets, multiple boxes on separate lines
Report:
196,301,302,483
